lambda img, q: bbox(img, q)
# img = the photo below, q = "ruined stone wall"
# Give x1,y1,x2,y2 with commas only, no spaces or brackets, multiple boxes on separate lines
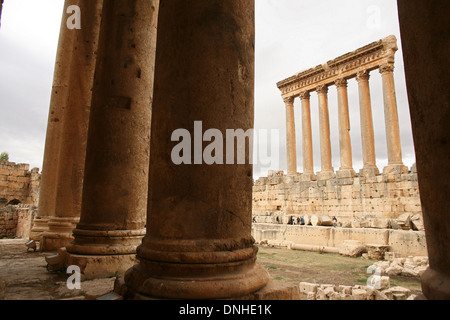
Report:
252,166,426,257
0,162,40,207
252,224,427,257
253,166,422,228
0,205,37,239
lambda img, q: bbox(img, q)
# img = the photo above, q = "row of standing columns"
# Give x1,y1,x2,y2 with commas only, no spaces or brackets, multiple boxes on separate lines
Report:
31,0,274,300
283,64,408,179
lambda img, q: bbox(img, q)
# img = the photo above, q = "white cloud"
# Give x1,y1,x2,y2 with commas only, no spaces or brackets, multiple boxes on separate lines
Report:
0,0,415,178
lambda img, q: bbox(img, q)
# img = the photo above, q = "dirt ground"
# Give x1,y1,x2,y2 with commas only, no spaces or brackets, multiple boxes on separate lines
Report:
255,245,423,296
0,238,423,300
0,239,115,300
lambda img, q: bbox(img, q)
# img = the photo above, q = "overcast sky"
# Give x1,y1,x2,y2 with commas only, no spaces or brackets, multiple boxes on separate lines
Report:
0,0,415,178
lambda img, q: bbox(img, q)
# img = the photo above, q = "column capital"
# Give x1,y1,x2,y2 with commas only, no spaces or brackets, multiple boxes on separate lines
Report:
356,70,370,82
379,63,395,74
283,96,295,105
316,84,328,94
335,78,348,88
299,91,311,100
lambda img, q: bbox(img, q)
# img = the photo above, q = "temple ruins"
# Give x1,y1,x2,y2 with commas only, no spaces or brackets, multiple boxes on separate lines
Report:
0,0,449,301
252,36,426,258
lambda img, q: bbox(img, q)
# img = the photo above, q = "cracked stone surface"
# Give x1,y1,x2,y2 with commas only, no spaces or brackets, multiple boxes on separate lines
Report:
0,239,114,300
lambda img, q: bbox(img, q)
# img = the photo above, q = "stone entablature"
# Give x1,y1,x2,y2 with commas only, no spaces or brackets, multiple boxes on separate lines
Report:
277,35,407,180
0,162,40,207
277,35,397,97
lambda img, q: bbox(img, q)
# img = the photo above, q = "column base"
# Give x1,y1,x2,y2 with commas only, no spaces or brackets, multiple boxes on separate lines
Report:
383,163,408,174
359,166,379,177
65,228,145,279
421,267,450,300
40,217,79,252
65,252,139,280
119,238,271,300
336,168,356,179
29,216,50,241
114,276,300,300
41,233,74,252
300,172,317,181
316,170,335,181
118,263,271,300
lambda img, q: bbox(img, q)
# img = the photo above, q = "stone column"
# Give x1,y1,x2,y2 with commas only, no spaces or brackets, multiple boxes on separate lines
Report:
356,70,379,177
40,0,103,252
30,0,78,242
299,91,316,181
284,96,298,176
119,0,271,300
379,63,408,174
335,78,355,179
0,0,4,28
316,85,335,180
65,0,159,279
398,0,450,300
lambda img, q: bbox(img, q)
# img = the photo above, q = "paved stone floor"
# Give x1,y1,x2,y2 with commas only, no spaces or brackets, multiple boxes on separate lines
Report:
0,239,115,300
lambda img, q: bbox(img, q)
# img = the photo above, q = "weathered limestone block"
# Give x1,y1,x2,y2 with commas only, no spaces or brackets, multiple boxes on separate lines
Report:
303,214,311,225
351,218,361,228
306,292,316,300
316,287,326,300
352,288,368,300
388,230,428,256
366,244,390,260
338,285,353,295
311,214,333,226
323,286,335,298
369,218,390,229
379,276,391,290
338,240,367,257
386,286,411,300
374,289,390,300
410,214,425,231
389,219,401,229
396,213,411,230
386,264,403,276
299,282,318,295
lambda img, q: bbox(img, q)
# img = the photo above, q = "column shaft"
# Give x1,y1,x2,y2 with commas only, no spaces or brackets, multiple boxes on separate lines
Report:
65,0,159,279
121,0,270,300
335,79,355,178
357,70,379,176
316,85,334,180
299,91,316,181
284,97,297,176
30,0,78,242
398,0,450,299
380,64,408,174
41,0,103,252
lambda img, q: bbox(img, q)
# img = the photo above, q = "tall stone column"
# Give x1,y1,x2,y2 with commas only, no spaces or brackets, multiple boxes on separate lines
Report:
30,0,78,242
120,0,271,300
379,63,408,174
398,0,450,300
335,78,355,179
356,70,379,177
316,85,335,180
65,0,159,279
40,0,103,252
0,0,4,28
299,91,316,181
284,96,298,176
